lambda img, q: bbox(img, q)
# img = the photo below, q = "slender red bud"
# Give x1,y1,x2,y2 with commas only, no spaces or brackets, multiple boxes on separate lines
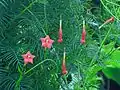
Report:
62,48,67,75
80,20,86,44
105,17,114,23
99,17,114,29
58,20,63,43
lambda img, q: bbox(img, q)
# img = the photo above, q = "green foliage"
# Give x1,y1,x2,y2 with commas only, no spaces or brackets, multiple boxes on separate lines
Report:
0,0,120,90
102,42,120,68
103,67,120,85
101,0,120,20
102,42,120,85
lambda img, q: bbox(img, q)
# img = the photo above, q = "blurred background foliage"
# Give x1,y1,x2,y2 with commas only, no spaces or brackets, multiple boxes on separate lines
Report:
0,0,120,90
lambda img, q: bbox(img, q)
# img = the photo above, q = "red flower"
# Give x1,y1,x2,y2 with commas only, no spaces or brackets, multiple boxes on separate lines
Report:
22,51,35,65
80,20,86,44
58,20,63,43
40,35,54,49
62,48,67,75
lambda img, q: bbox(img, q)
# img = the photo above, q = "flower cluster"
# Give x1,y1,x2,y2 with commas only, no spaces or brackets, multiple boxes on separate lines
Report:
22,17,114,74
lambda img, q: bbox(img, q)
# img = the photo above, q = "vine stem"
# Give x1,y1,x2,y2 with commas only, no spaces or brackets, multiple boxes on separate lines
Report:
84,25,112,89
100,0,119,21
15,1,36,20
84,27,111,87
22,4,47,36
20,1,36,16
15,65,23,90
44,4,48,33
63,75,69,90
89,28,112,67
105,0,120,7
24,59,57,75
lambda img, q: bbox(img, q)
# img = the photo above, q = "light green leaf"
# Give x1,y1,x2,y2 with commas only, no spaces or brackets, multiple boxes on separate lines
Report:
103,67,120,85
102,42,120,68
102,42,120,85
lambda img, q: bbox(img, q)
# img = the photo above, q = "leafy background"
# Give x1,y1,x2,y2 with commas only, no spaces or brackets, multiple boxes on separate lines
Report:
0,0,120,90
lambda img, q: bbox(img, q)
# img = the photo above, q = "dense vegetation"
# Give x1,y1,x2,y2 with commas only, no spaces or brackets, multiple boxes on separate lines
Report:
0,0,120,90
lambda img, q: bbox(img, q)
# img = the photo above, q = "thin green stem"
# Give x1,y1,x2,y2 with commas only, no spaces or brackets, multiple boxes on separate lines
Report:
15,74,23,90
22,4,47,35
106,0,120,7
78,63,81,89
15,66,23,90
99,22,107,29
89,27,112,67
44,48,47,59
84,27,111,88
24,59,57,75
100,0,119,20
64,75,69,90
15,1,36,20
20,1,36,16
44,4,48,33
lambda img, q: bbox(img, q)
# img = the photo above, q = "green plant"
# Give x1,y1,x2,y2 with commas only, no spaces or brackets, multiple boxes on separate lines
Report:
0,0,120,90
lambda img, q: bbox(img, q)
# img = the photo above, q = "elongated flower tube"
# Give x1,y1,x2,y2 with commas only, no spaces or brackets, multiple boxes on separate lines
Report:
99,17,114,29
62,48,67,75
40,35,54,49
22,51,35,65
80,20,86,44
58,20,63,43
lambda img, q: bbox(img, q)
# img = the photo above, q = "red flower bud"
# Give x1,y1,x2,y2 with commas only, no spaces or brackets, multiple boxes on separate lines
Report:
62,48,67,75
105,17,114,24
58,20,63,43
99,17,114,29
80,20,86,44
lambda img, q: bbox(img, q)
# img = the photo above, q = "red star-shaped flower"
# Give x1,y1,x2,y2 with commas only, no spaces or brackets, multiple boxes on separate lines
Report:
22,51,35,65
40,35,54,49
